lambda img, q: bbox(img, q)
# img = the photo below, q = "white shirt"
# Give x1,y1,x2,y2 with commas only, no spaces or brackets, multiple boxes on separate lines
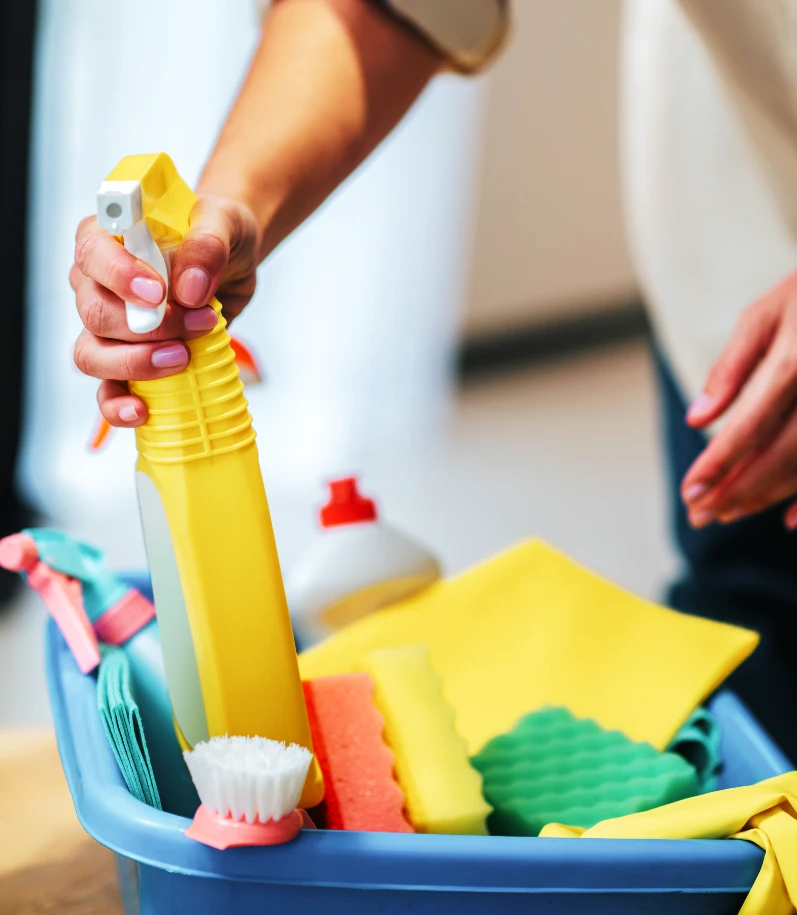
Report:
365,0,797,407
621,0,797,404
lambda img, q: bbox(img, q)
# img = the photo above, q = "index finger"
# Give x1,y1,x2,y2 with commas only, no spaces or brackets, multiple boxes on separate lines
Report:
682,339,797,500
74,216,166,309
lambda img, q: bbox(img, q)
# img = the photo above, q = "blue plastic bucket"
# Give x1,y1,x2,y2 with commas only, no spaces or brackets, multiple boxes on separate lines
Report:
46,576,792,915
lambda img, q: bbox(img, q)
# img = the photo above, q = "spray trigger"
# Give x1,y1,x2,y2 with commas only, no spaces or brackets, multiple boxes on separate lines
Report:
97,180,168,334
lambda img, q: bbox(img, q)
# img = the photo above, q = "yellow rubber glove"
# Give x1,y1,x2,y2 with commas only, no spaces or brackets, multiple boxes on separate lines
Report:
541,772,797,915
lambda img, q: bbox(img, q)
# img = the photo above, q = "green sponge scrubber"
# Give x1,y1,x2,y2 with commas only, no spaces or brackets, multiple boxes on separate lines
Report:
472,707,700,837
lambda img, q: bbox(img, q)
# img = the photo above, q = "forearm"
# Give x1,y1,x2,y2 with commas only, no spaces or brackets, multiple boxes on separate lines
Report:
198,0,441,261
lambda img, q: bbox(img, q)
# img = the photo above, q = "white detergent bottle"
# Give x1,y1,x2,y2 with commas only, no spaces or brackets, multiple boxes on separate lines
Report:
287,477,441,646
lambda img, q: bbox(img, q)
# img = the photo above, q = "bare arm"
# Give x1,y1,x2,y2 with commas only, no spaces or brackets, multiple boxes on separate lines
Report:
200,0,440,260
70,0,440,427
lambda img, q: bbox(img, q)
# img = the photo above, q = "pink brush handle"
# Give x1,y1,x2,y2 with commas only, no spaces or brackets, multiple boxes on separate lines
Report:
0,534,100,673
185,807,313,850
28,563,101,674
0,533,39,572
0,533,103,675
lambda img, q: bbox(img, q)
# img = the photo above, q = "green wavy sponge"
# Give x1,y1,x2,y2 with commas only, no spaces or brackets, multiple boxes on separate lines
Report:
472,707,700,837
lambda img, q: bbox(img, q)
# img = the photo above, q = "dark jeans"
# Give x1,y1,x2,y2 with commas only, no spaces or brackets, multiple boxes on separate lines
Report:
656,350,797,763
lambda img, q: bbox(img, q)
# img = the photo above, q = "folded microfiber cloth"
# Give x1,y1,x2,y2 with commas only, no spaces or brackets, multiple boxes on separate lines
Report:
541,772,797,915
97,645,161,810
667,706,723,793
300,540,758,752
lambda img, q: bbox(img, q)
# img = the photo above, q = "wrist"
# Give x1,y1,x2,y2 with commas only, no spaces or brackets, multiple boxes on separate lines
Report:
197,154,289,262
199,139,365,264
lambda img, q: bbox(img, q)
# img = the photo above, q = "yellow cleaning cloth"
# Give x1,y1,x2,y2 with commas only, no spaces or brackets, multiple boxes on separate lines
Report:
300,540,758,752
541,772,797,915
364,645,491,835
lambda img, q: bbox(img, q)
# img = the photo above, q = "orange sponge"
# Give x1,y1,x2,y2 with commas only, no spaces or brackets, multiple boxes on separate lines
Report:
303,674,413,833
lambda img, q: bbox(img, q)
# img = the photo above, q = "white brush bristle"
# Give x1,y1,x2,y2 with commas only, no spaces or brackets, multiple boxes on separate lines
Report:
184,736,312,824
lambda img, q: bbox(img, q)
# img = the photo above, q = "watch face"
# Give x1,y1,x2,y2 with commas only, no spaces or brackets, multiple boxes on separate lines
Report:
384,0,508,72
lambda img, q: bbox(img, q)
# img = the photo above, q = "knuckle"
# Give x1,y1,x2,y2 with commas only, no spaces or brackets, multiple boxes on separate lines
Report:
739,299,768,330
150,306,180,341
732,418,761,449
80,294,110,336
706,361,731,390
779,350,797,379
190,230,229,262
73,335,95,376
75,215,96,243
99,395,117,422
121,346,139,380
739,302,758,326
153,321,179,343
74,231,97,272
707,448,735,480
106,254,131,292
97,387,111,413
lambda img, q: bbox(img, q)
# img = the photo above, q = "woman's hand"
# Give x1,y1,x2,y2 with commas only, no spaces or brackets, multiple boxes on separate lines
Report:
681,268,797,529
70,195,259,428
70,0,440,431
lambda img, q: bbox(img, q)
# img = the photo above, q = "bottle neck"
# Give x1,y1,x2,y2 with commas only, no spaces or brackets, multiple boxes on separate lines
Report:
132,302,255,464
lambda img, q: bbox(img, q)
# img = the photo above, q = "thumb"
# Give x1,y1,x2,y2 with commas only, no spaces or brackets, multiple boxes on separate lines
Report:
170,196,235,309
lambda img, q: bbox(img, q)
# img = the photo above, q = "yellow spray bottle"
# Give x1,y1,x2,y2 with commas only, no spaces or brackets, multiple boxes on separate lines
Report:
96,153,323,808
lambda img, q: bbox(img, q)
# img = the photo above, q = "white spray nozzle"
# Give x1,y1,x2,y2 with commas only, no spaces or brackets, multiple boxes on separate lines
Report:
96,179,168,334
97,180,142,234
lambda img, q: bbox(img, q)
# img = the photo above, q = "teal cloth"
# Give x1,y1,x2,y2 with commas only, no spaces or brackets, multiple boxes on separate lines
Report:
667,706,723,793
121,619,199,816
98,645,161,809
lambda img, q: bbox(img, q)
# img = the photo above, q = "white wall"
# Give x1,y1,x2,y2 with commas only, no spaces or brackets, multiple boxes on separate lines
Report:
466,0,638,335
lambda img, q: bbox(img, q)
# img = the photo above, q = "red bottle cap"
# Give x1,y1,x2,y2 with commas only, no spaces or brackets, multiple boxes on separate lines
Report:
320,477,377,527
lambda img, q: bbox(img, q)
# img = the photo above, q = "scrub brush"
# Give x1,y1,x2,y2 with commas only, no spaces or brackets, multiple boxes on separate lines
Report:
184,736,315,849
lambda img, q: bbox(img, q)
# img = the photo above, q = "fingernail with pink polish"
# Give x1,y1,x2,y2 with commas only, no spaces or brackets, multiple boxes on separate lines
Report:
151,344,188,369
687,394,716,422
119,404,139,423
690,509,714,528
184,306,217,332
683,483,708,503
175,267,211,307
130,276,165,305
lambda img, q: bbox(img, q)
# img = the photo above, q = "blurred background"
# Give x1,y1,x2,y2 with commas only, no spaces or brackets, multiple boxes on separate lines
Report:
0,0,678,729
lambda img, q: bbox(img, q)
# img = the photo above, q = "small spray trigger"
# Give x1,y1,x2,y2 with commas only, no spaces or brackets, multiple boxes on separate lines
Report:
96,179,169,334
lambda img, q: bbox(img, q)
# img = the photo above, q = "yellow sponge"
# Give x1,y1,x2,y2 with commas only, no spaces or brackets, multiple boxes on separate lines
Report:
364,645,491,835
300,540,758,753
